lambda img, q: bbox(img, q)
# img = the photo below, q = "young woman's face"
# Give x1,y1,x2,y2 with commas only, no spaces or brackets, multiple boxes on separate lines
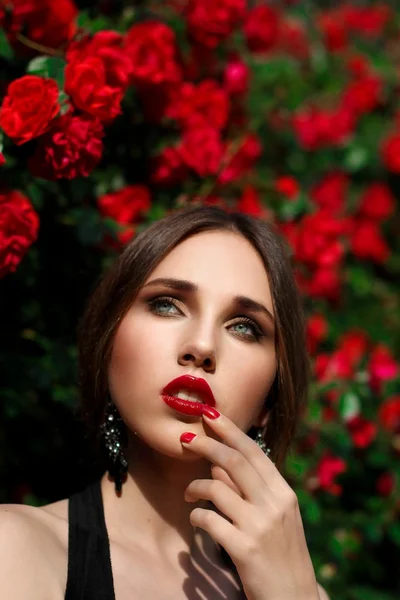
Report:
108,230,277,460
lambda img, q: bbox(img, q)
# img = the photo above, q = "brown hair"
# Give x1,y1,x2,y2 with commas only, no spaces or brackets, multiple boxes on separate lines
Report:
77,205,310,472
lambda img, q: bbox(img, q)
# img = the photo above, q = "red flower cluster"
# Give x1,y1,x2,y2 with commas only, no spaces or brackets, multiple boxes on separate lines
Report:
0,0,78,52
379,396,400,433
29,114,104,180
318,3,392,53
97,185,151,248
186,0,246,48
0,190,39,277
280,210,350,302
124,21,182,88
316,452,347,496
65,31,133,123
292,105,355,151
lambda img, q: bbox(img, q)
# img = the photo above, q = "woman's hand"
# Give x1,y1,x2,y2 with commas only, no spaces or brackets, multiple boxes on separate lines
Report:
180,408,320,600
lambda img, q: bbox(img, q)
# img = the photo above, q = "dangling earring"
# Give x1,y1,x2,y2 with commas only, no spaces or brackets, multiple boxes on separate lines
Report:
255,428,271,458
101,398,128,493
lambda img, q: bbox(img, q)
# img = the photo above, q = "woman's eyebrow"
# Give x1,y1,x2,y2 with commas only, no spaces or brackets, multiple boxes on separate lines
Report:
143,277,275,326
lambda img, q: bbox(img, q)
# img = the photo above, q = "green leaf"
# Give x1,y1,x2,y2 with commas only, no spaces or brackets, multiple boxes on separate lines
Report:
26,56,66,90
26,183,44,210
349,586,395,600
364,523,383,544
70,206,104,246
387,521,400,547
344,144,370,172
58,90,71,115
305,498,322,524
339,392,360,421
346,266,373,297
285,455,309,479
0,28,14,59
277,191,308,221
77,11,111,33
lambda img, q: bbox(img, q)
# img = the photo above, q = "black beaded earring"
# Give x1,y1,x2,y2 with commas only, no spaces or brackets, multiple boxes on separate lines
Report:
255,428,271,457
101,397,128,493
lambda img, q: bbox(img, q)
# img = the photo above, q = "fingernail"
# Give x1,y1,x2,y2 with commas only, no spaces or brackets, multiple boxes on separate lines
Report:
202,406,220,419
180,432,197,443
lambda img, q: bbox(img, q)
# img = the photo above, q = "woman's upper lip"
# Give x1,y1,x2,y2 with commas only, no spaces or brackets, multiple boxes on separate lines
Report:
161,375,216,407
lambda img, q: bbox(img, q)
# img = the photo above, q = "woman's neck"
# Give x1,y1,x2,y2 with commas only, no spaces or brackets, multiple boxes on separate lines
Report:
100,437,221,573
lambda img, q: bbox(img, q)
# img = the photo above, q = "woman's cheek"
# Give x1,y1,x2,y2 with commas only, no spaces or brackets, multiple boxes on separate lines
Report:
225,355,276,428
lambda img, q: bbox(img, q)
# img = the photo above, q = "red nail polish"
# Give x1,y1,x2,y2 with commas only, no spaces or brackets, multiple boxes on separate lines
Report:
202,406,220,419
180,432,197,443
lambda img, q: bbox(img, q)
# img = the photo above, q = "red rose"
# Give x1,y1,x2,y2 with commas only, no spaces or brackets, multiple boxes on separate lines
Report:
358,183,395,221
346,415,377,449
150,147,189,187
306,267,342,302
0,153,5,166
322,406,337,423
166,80,230,130
29,114,104,180
376,472,395,497
293,105,355,151
223,57,249,96
0,190,39,278
381,133,400,173
1,0,77,52
337,330,369,368
310,172,349,214
346,54,371,78
124,21,182,88
66,31,133,90
244,5,281,53
343,4,392,38
295,212,348,269
97,185,151,248
178,125,224,177
306,314,328,354
342,74,383,117
218,133,262,184
321,105,354,146
97,185,151,224
237,185,269,218
279,18,309,60
186,0,246,49
350,219,390,263
65,56,123,123
368,345,398,394
318,13,348,53
275,176,300,199
0,75,59,145
379,396,400,433
314,348,354,382
317,452,347,496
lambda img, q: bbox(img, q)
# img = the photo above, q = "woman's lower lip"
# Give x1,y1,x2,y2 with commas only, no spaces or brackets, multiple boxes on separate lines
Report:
161,394,204,416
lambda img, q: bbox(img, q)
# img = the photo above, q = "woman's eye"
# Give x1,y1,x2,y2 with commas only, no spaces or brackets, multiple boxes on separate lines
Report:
147,297,181,316
229,319,264,341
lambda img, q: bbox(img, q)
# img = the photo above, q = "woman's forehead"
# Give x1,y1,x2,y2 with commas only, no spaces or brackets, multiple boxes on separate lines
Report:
143,230,274,313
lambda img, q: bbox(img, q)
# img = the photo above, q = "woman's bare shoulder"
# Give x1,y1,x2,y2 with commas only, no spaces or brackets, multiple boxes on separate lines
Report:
0,500,69,599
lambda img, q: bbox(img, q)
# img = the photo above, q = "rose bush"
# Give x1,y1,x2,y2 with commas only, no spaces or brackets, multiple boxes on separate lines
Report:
0,2,399,599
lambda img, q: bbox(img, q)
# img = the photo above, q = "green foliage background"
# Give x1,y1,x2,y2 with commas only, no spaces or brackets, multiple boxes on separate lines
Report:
0,2,399,599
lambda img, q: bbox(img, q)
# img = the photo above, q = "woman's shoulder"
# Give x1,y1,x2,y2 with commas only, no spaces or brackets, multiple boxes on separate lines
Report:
0,499,69,599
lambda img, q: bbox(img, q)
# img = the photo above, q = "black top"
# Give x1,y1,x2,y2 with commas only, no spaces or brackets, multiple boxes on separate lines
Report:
65,480,115,600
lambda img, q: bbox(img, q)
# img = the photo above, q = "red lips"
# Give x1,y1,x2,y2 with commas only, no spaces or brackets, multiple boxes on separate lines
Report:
161,374,216,407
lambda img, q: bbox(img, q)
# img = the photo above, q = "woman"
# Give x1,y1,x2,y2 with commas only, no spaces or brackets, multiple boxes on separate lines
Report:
0,205,330,599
